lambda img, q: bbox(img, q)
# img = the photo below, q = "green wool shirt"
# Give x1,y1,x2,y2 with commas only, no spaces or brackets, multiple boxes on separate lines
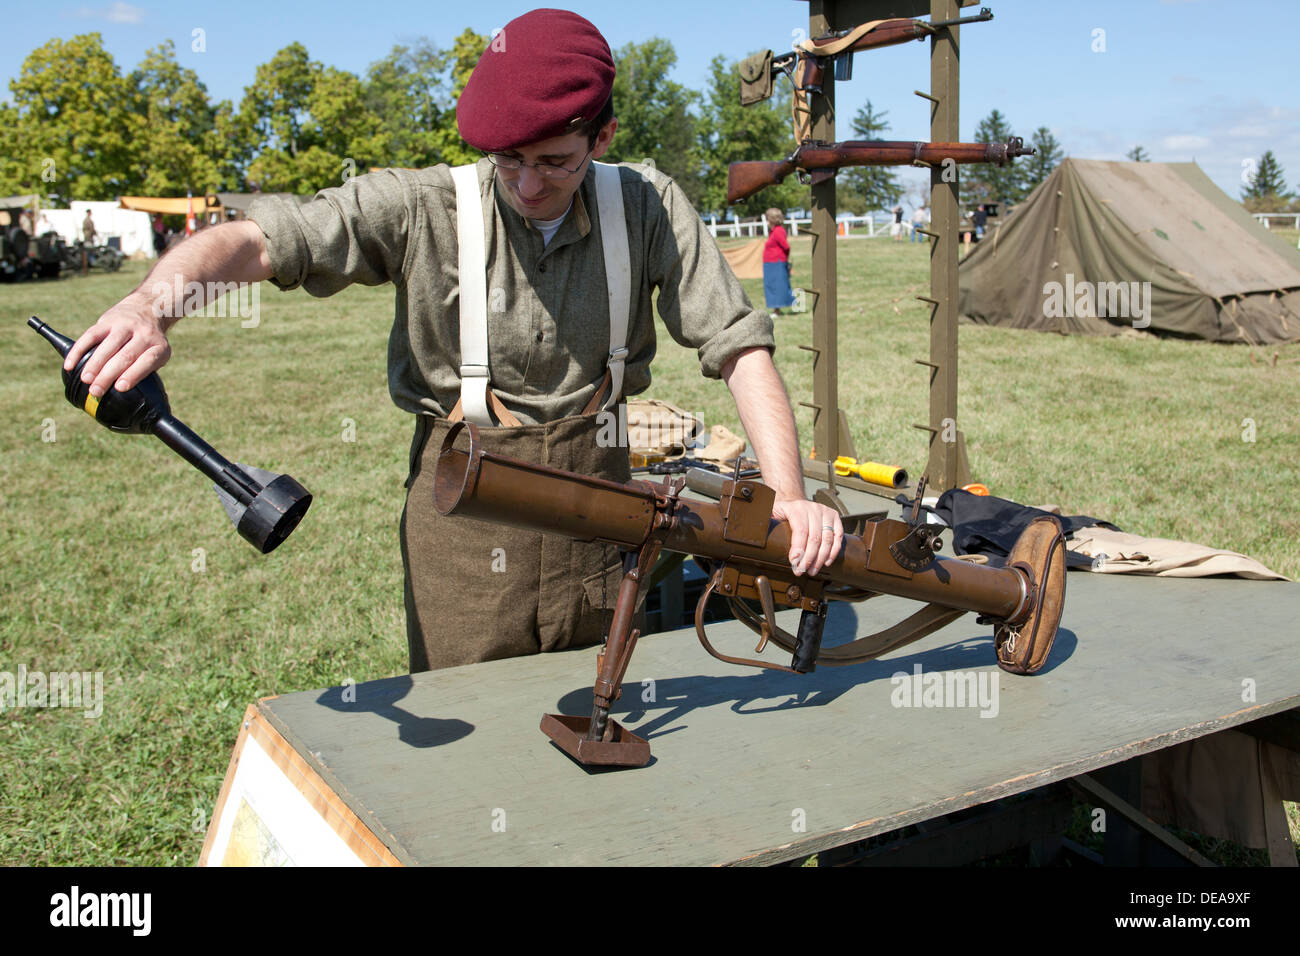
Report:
247,158,775,424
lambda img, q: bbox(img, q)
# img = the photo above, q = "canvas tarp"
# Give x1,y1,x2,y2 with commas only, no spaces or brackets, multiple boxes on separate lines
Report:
119,195,221,215
721,237,765,280
958,159,1300,343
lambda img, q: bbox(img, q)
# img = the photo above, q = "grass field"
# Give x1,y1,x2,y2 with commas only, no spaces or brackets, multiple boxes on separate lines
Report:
2,234,1297,865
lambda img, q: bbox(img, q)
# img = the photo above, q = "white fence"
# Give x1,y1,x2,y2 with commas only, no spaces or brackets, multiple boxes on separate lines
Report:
1253,212,1300,230
707,214,904,239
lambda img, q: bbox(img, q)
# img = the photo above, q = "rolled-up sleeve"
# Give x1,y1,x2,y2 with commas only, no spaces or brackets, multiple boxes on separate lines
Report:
646,176,775,379
247,169,416,296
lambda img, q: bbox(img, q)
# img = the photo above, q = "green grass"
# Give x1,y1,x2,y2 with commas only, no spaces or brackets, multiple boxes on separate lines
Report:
2,236,1297,866
1267,227,1299,248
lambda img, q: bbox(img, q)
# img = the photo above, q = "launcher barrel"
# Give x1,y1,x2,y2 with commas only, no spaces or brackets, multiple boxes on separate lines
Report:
432,422,1028,621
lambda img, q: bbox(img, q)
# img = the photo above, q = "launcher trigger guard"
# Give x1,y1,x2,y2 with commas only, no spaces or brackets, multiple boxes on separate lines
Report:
694,565,799,674
752,575,799,654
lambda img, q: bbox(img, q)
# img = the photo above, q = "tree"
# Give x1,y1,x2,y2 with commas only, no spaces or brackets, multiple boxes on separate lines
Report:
309,66,386,176
363,40,454,169
211,98,254,190
1021,126,1063,195
1126,145,1149,162
239,43,319,191
438,29,492,168
1241,150,1295,213
837,102,902,215
0,103,30,198
238,44,391,193
604,39,703,206
696,54,804,217
964,109,1027,207
4,33,145,200
129,40,221,195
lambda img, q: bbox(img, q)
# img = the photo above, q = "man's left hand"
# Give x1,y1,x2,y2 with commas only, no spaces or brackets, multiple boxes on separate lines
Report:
773,497,844,577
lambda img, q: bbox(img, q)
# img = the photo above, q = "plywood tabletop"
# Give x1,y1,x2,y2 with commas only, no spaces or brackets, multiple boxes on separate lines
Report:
259,570,1300,865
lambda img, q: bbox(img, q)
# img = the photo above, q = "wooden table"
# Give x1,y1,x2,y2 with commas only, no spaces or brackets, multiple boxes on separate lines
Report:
218,567,1300,866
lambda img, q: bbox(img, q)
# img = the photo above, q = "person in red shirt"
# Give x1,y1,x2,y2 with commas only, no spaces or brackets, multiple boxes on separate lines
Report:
762,207,795,317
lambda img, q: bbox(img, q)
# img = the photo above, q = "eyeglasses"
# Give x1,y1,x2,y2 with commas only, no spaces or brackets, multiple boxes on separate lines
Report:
485,148,593,180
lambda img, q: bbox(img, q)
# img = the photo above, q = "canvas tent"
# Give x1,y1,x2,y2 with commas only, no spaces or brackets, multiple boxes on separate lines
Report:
958,159,1300,344
0,194,40,210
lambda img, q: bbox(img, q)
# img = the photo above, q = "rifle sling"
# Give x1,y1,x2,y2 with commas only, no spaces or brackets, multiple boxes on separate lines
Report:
789,19,912,143
727,593,966,666
795,19,891,58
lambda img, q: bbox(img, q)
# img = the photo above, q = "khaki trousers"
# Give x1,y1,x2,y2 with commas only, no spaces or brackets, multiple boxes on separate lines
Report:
400,414,630,672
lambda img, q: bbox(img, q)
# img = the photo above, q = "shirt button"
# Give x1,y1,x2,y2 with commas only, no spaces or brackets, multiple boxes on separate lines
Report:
538,263,547,273
535,331,544,342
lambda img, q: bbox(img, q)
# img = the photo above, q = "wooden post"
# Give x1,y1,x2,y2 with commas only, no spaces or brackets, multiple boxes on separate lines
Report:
807,0,839,469
923,0,972,489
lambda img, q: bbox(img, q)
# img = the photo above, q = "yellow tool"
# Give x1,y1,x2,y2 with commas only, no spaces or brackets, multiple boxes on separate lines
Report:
834,455,908,488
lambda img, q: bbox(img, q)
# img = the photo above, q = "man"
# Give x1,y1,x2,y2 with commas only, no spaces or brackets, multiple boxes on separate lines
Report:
62,9,843,672
972,203,988,238
890,204,904,241
909,205,928,243
82,210,97,245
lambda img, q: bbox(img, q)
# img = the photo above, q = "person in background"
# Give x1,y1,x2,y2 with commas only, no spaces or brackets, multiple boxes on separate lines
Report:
890,204,905,241
973,203,988,238
152,213,167,256
79,210,97,276
910,205,929,243
762,207,795,318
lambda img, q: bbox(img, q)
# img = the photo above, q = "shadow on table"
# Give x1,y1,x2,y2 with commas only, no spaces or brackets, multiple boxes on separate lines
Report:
554,604,1078,745
314,675,474,749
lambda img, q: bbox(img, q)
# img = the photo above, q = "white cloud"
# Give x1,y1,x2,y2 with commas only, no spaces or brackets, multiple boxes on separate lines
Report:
107,2,143,23
71,2,144,23
1161,134,1212,151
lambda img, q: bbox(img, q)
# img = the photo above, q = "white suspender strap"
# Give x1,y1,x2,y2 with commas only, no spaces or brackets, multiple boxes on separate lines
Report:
451,163,493,426
593,162,630,412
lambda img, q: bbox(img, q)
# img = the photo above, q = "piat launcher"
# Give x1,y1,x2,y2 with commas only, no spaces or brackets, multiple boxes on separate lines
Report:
434,422,1067,768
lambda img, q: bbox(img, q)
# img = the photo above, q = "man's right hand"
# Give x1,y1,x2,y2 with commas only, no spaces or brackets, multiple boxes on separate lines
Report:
64,295,172,399
62,220,273,399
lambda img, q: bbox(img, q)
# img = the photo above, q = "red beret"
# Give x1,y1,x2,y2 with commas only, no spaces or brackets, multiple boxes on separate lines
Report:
457,9,615,153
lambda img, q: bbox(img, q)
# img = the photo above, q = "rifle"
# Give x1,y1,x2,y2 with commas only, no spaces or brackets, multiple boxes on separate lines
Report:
772,7,994,94
434,422,1066,768
726,137,1035,204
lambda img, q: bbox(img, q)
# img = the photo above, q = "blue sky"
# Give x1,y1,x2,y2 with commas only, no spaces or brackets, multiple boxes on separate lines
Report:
4,0,1297,202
